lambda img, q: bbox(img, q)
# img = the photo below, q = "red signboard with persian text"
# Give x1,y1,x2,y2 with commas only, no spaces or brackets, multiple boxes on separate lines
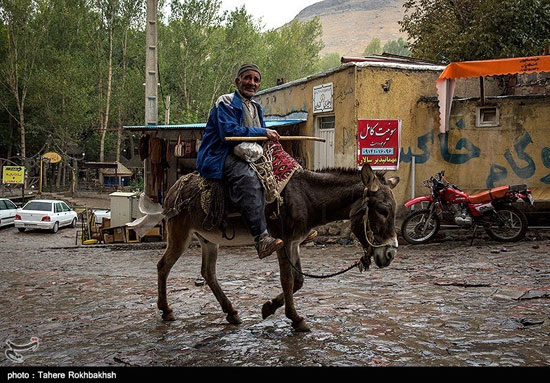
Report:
357,119,401,170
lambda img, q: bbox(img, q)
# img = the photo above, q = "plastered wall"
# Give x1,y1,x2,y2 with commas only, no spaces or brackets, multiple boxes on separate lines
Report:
256,64,550,210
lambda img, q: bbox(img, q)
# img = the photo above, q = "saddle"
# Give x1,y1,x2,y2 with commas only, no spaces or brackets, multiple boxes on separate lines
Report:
200,141,302,230
164,141,302,236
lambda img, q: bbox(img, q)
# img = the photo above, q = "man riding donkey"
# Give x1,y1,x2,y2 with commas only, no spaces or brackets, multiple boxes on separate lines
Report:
196,63,316,259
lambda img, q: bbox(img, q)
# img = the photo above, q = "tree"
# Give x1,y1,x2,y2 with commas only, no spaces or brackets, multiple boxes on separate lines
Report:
383,38,411,56
316,52,341,72
0,0,327,179
400,0,550,62
363,38,382,56
260,18,324,88
159,0,226,123
0,0,51,168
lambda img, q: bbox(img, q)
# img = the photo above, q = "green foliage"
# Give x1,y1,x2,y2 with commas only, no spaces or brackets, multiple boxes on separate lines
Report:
363,37,411,57
316,52,342,72
382,38,411,56
363,38,382,56
400,0,550,62
0,0,324,163
129,174,143,192
260,18,324,88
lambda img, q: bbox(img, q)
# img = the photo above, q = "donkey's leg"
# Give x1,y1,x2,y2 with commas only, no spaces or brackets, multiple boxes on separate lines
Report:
197,235,242,325
262,242,304,319
157,218,192,321
276,242,310,332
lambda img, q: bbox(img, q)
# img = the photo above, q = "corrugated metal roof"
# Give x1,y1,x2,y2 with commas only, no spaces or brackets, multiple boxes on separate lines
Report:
123,123,205,130
256,58,446,96
266,119,306,127
123,119,306,131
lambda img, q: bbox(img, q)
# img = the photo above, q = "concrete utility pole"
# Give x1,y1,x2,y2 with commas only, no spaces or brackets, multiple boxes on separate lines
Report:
145,0,158,125
144,0,158,194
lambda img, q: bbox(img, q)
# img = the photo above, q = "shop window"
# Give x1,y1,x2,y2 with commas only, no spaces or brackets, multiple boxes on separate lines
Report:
476,106,499,128
319,116,335,130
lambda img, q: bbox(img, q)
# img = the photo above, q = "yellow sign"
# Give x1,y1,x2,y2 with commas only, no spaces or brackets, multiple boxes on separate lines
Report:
2,166,25,184
43,152,62,163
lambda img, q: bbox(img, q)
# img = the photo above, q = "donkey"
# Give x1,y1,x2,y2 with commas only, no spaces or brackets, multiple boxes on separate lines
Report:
152,163,399,332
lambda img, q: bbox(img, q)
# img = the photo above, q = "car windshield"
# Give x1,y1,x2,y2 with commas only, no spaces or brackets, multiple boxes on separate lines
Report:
23,201,52,211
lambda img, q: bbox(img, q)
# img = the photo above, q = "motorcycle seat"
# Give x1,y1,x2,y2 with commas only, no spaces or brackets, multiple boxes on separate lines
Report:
468,185,510,204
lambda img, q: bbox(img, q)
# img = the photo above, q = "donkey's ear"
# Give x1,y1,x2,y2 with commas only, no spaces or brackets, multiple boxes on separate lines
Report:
360,164,379,191
386,176,400,189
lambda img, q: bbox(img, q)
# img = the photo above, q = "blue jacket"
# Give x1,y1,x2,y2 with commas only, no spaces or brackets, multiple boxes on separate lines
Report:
196,91,267,179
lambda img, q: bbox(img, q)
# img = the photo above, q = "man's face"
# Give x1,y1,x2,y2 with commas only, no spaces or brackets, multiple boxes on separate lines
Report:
236,70,261,99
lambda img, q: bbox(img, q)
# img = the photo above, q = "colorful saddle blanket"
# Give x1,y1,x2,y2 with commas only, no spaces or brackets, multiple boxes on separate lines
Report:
264,141,302,193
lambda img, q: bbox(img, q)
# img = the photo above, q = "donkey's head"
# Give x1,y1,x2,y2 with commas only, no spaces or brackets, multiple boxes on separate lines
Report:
350,164,399,269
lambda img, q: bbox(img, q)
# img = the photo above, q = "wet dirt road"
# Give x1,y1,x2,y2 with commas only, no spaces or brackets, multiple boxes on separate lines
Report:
1,225,549,367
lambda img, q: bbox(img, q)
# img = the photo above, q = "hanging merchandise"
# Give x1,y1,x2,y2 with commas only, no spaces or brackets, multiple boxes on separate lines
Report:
139,134,150,161
183,140,196,158
161,138,170,169
174,134,184,157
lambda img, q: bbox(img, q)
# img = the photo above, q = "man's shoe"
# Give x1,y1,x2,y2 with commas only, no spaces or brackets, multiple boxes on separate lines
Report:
256,234,284,259
302,230,318,244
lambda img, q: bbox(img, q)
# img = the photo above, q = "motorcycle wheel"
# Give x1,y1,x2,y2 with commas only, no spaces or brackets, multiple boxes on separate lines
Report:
401,209,440,244
484,205,528,242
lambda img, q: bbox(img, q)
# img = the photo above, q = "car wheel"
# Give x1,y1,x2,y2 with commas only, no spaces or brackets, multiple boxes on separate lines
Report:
70,218,77,228
51,222,59,233
18,227,26,233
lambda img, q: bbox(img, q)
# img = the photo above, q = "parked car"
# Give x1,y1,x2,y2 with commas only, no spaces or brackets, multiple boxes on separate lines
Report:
93,209,111,225
15,199,78,233
0,198,18,228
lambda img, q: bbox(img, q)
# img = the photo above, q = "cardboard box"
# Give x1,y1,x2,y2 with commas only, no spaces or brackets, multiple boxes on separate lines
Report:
103,233,114,244
113,227,126,243
125,227,140,243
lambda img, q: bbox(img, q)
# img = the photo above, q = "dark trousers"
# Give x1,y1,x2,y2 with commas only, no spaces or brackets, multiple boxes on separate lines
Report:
223,153,266,239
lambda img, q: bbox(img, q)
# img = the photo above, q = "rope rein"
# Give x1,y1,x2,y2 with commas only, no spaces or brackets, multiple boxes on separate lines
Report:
278,190,375,279
283,256,366,279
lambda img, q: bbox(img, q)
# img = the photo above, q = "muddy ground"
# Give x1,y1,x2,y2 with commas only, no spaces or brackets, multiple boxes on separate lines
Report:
0,223,549,367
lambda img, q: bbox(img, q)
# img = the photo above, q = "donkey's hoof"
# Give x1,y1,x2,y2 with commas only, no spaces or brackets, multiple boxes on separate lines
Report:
292,318,311,333
161,311,176,321
226,313,242,325
262,301,276,319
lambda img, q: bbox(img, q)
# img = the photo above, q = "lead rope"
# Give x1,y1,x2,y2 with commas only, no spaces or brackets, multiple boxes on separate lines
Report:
277,193,372,279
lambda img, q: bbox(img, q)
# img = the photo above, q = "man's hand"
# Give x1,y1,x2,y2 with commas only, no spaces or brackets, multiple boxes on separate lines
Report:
266,129,280,141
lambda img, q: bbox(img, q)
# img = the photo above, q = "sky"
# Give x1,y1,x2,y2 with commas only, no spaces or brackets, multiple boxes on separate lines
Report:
219,0,321,30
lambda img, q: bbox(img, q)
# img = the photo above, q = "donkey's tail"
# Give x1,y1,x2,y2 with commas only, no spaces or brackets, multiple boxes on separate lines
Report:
127,193,164,237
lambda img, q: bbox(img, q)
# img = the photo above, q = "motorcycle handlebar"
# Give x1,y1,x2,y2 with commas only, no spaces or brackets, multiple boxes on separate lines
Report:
423,171,451,190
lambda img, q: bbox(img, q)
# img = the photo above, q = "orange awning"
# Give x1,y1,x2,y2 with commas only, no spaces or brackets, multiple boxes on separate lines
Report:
439,55,550,80
437,55,550,133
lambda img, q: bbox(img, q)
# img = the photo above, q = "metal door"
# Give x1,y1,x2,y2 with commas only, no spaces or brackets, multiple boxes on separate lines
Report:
314,116,335,170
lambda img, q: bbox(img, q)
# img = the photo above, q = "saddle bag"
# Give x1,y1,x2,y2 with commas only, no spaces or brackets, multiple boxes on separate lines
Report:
233,142,263,163
174,134,184,157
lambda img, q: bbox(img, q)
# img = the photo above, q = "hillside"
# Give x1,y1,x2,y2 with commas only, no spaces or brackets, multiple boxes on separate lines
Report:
293,0,408,56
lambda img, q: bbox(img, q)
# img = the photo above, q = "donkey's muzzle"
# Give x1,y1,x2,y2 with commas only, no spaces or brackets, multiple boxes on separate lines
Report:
373,237,398,268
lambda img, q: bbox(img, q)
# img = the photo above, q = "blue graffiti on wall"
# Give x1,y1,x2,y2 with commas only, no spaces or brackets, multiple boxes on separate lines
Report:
400,130,434,164
503,132,536,179
486,164,508,188
438,132,481,164
541,147,550,184
485,131,550,187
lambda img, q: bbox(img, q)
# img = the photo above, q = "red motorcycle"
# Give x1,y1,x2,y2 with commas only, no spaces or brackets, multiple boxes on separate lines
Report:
401,170,534,244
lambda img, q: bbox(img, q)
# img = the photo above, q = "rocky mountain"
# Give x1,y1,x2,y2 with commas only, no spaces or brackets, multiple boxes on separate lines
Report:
293,0,408,56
